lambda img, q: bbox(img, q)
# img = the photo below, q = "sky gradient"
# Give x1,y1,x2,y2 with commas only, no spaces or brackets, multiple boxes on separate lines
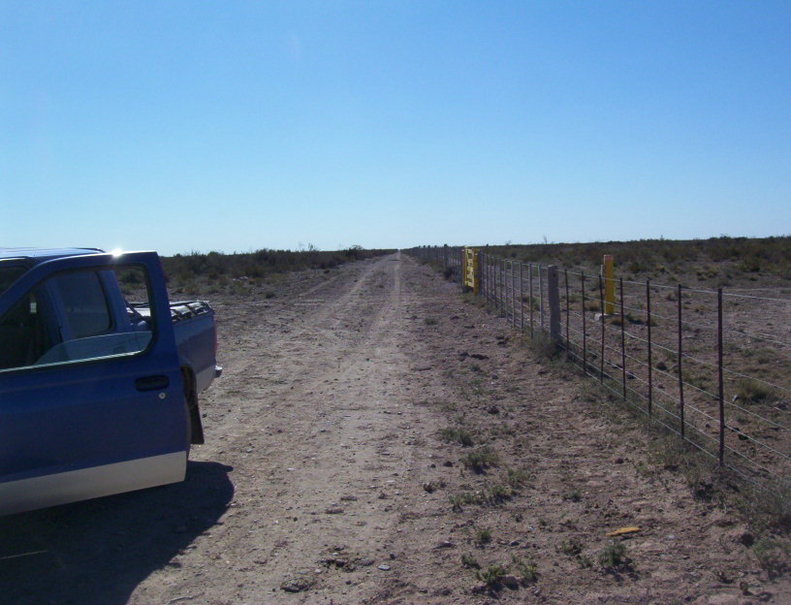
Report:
2,1,790,255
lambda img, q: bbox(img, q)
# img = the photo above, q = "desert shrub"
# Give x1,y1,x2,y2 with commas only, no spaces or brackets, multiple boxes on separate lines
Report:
475,528,493,545
735,378,777,404
440,427,474,447
753,537,790,578
462,446,500,473
475,564,505,587
162,246,394,291
599,541,631,569
461,553,480,569
457,236,791,280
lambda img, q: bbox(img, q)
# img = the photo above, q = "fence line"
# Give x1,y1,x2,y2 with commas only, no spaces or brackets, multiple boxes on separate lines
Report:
406,245,791,491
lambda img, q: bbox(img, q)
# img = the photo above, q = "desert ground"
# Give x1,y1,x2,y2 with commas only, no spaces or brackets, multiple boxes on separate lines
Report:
1,251,789,604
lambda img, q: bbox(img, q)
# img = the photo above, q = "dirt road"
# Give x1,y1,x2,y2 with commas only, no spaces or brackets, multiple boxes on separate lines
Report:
1,253,788,604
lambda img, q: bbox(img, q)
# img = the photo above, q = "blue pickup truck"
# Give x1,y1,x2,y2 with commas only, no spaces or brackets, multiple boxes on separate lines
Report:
0,248,221,515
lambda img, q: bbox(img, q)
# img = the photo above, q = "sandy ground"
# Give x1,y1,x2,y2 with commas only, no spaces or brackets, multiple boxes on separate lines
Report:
1,252,789,604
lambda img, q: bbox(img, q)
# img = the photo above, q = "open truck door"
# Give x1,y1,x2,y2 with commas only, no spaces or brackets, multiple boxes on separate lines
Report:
0,252,188,515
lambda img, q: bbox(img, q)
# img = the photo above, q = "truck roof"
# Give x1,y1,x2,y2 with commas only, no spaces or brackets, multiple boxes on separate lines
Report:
0,247,105,264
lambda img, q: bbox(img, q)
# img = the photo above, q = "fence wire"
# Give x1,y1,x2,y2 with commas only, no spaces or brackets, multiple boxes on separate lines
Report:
407,246,791,492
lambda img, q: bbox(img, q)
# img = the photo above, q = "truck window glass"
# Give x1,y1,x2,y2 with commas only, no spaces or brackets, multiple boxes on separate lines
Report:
115,266,155,331
0,266,27,296
52,271,112,338
0,292,52,369
0,265,154,372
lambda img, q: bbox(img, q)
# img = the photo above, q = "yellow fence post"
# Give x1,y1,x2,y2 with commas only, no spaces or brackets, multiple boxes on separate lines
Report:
463,247,479,294
603,254,615,315
473,249,479,295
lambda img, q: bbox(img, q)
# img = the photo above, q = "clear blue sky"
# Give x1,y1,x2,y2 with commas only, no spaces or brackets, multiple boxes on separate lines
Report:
2,1,790,255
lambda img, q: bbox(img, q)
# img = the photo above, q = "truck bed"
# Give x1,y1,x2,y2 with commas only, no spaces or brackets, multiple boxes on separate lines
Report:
130,299,221,393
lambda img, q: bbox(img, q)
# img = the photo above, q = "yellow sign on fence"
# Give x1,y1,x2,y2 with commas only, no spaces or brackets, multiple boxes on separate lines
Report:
463,247,479,294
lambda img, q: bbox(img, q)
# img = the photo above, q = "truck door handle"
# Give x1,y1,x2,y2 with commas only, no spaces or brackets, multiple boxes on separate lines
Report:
135,375,170,391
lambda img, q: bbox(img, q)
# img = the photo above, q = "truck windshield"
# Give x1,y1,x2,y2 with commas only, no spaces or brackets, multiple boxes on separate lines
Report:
0,266,27,296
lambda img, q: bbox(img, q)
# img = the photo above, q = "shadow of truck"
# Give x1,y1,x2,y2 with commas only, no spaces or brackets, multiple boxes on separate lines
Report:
0,460,233,605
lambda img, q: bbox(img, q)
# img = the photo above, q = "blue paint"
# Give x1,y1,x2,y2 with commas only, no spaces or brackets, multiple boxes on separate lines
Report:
0,250,216,513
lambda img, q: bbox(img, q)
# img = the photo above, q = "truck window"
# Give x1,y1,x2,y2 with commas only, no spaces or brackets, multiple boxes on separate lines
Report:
0,292,51,370
52,271,112,338
0,266,27,296
0,265,154,372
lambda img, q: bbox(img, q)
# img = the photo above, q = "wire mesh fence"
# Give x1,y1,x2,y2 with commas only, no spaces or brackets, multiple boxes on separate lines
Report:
407,245,791,492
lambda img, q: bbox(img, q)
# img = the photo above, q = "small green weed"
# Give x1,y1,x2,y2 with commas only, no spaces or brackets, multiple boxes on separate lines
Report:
475,564,506,588
746,480,791,531
486,483,513,504
599,541,631,570
506,468,530,489
449,491,485,511
461,553,480,569
530,331,560,360
735,378,776,404
511,555,538,584
521,295,539,309
753,537,790,579
475,528,492,546
462,446,500,473
450,484,513,510
439,427,474,447
558,538,583,557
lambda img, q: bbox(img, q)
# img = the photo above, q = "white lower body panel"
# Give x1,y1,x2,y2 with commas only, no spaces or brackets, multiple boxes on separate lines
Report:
0,451,187,516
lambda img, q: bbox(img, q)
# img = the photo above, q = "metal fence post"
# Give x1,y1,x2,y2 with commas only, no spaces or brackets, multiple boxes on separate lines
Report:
489,255,494,307
497,258,502,314
505,260,510,321
677,284,685,438
564,269,570,360
520,263,525,332
598,274,605,382
539,265,545,329
529,264,534,339
487,254,491,302
500,258,508,318
619,278,626,399
512,261,517,328
581,272,587,374
718,288,725,466
646,280,653,417
502,259,507,318
503,260,514,321
491,256,495,308
487,254,491,304
548,265,561,344
505,260,510,322
495,257,499,312
482,253,487,303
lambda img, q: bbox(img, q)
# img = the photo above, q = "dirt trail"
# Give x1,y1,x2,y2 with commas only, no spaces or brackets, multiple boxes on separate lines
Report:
180,252,442,604
1,252,789,605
